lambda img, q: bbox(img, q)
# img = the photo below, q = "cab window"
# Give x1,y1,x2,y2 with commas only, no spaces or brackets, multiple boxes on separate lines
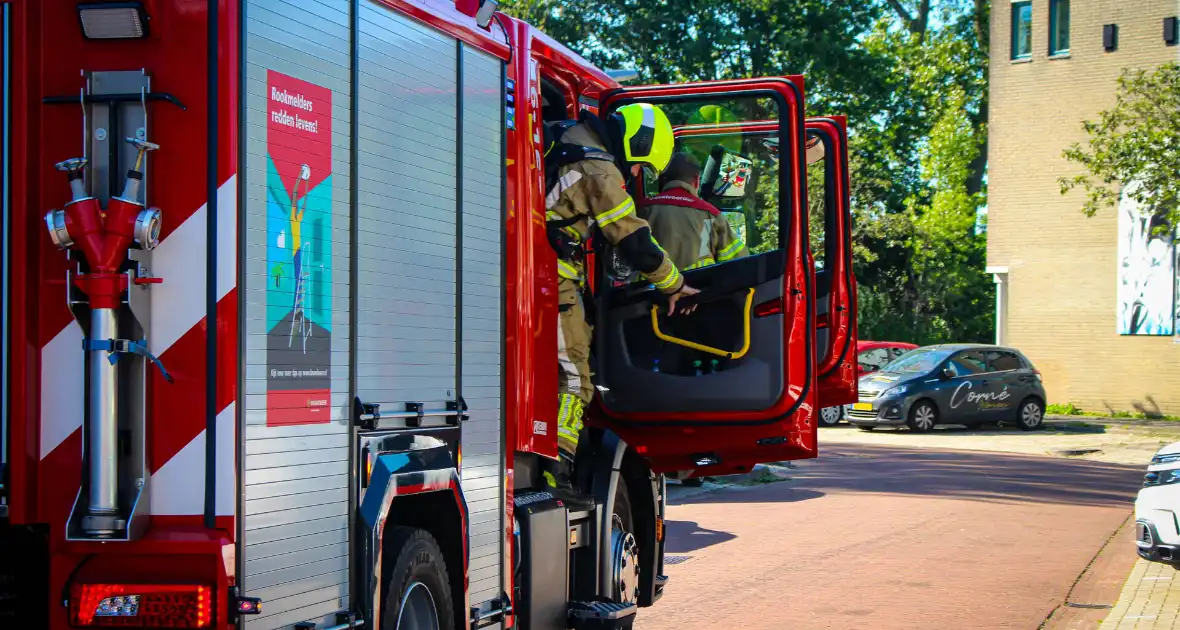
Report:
657,99,783,254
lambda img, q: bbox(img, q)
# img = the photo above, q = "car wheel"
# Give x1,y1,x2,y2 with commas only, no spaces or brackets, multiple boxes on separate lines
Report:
1017,398,1045,431
381,528,455,630
906,400,938,433
819,406,843,426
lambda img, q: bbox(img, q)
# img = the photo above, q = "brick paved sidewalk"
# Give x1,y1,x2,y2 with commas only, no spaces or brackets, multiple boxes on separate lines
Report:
1102,559,1180,629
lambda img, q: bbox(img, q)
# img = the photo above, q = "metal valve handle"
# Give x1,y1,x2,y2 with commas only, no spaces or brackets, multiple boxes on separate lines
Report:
125,137,160,152
54,157,90,201
55,157,89,172
125,137,159,172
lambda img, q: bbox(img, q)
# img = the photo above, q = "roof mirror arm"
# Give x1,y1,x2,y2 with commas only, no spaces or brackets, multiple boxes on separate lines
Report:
699,144,725,200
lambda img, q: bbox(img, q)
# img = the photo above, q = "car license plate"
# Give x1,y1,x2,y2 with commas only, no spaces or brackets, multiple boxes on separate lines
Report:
852,402,873,411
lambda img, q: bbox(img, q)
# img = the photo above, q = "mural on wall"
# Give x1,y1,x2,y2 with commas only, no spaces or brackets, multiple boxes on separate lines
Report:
1117,181,1176,336
264,70,334,425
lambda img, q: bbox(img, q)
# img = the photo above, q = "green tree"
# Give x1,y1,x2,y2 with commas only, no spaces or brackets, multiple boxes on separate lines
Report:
1060,63,1180,230
851,2,993,344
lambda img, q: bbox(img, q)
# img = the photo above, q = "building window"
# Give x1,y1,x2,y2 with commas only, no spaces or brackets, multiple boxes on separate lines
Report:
1050,0,1071,55
1011,1,1033,60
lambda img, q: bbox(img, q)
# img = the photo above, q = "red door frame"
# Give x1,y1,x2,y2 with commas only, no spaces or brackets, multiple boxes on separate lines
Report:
671,116,858,408
595,78,817,474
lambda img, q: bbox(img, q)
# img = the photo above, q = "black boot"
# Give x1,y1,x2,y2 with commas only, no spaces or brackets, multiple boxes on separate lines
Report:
543,455,594,511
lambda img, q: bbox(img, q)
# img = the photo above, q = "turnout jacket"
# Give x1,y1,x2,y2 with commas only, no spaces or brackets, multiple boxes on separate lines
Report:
643,180,748,271
544,122,683,301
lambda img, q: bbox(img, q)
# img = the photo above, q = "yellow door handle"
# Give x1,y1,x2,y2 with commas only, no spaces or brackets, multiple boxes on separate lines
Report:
649,288,755,360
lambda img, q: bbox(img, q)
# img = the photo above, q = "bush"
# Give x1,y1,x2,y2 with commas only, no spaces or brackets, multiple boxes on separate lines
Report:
1046,402,1085,416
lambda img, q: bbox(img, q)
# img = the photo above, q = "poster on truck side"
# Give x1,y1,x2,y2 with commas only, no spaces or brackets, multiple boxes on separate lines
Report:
265,70,334,426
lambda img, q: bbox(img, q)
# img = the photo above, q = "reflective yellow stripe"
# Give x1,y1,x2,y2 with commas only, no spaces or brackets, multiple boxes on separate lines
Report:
558,395,572,427
653,265,682,291
558,394,583,452
595,197,635,227
557,259,581,281
686,256,716,271
718,238,745,262
559,395,584,428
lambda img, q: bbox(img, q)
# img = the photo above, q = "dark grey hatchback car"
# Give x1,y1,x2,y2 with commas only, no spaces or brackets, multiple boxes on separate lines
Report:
845,344,1047,432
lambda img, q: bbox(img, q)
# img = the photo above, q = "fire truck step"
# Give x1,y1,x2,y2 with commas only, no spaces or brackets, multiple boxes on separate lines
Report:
568,599,637,630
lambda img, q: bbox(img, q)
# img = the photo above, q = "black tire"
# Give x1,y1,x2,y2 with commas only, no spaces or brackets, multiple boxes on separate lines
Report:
381,528,455,630
1016,397,1045,431
613,476,634,533
819,406,843,427
906,400,939,433
856,425,874,432
681,477,704,487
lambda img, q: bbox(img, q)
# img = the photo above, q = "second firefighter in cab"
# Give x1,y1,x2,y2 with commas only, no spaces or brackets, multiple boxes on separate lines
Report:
642,152,748,272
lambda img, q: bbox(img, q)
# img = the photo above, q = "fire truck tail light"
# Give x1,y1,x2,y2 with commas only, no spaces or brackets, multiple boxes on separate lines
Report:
77,2,149,40
70,583,213,628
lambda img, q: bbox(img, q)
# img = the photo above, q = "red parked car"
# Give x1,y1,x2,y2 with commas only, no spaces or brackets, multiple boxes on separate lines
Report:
820,340,919,426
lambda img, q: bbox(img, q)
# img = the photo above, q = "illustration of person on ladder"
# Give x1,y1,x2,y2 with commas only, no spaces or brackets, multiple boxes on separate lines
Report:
289,164,312,352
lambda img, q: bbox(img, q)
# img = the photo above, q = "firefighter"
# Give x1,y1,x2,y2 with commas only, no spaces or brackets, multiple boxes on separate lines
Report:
644,152,748,271
542,103,698,500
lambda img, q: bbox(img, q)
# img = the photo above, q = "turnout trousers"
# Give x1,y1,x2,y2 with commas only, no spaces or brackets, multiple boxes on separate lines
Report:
556,280,593,458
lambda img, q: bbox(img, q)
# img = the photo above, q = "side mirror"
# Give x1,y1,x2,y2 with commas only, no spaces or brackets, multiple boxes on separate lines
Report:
940,368,955,380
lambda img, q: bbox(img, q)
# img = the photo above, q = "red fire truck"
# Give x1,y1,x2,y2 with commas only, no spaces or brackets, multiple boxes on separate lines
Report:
0,1,857,629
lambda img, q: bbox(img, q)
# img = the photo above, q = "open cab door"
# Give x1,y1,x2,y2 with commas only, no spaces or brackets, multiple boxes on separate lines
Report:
660,117,859,412
592,79,815,476
807,117,858,410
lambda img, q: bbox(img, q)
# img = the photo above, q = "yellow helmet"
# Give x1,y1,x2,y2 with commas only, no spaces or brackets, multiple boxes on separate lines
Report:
616,103,674,173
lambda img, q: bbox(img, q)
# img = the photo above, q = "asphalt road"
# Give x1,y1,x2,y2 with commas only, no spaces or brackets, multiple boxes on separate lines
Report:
636,443,1145,630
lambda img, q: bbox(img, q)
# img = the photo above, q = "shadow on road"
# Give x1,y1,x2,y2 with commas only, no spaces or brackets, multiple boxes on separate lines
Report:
663,520,738,553
822,422,1109,436
679,444,1143,509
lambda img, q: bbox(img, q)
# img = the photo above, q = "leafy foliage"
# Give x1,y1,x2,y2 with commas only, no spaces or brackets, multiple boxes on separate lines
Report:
1060,63,1180,231
503,0,995,345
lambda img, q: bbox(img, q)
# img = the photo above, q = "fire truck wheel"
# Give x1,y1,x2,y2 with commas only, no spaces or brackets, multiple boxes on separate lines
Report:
382,527,455,630
610,477,642,604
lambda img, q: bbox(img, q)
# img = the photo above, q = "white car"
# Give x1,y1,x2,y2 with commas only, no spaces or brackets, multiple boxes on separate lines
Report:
1135,441,1180,567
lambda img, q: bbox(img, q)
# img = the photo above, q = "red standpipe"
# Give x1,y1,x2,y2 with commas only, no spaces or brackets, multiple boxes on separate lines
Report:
45,145,163,537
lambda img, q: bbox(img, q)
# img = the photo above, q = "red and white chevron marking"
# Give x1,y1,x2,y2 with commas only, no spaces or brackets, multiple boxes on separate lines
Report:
39,176,238,517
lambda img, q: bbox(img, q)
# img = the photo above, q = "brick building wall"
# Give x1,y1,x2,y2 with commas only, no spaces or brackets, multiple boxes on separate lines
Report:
988,0,1180,415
